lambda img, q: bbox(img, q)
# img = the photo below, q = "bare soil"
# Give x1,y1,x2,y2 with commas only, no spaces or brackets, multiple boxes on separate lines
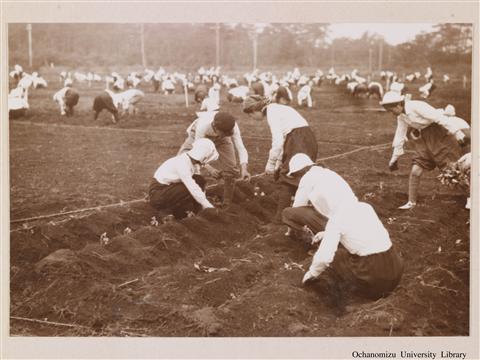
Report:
9,75,471,336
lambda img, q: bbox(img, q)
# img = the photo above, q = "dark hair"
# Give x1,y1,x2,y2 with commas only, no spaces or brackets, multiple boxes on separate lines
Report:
243,95,271,114
213,112,235,136
275,86,290,104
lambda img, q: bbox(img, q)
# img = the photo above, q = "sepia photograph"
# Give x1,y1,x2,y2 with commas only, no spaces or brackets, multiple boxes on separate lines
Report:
1,1,478,359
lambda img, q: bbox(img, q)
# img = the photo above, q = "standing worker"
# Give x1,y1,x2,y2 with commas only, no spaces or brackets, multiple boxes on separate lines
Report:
380,91,467,209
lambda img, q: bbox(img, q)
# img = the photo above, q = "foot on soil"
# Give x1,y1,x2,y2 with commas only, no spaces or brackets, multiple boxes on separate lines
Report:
398,201,416,210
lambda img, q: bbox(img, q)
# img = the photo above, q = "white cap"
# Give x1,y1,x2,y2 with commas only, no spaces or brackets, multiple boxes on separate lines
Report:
380,91,405,106
201,97,219,112
444,104,456,116
187,138,219,164
287,153,315,176
390,82,405,93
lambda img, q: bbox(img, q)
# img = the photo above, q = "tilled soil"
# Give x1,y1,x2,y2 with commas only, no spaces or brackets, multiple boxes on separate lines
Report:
10,177,469,337
9,74,471,336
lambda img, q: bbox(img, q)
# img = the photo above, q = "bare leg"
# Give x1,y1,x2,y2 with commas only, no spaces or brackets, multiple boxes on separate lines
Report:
399,164,423,209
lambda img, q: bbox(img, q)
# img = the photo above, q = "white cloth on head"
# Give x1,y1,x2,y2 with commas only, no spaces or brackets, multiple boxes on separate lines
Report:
265,103,309,172
308,202,392,276
153,153,213,209
228,86,249,100
389,82,404,93
200,97,219,112
292,166,358,219
187,138,219,164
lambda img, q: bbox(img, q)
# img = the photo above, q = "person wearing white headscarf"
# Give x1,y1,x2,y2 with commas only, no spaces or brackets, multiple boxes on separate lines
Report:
149,138,219,219
178,111,251,206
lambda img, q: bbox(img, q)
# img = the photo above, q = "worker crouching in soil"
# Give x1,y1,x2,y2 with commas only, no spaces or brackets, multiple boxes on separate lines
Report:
149,138,219,220
178,111,251,207
243,95,317,225
282,154,404,308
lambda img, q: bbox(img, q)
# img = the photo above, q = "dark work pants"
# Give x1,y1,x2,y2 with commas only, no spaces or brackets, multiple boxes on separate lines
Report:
93,93,118,120
148,175,207,219
273,126,318,223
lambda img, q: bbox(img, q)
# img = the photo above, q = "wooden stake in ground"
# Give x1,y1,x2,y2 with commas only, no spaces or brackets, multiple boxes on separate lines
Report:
26,24,33,68
184,82,189,108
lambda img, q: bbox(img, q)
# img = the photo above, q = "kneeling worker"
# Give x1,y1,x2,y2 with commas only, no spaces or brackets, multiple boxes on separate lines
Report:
283,154,404,300
149,138,219,219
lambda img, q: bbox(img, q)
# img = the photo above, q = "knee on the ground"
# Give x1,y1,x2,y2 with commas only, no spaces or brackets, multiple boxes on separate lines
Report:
281,206,301,225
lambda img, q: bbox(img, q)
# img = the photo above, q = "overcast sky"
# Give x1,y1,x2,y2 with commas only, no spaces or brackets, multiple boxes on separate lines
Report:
327,23,436,45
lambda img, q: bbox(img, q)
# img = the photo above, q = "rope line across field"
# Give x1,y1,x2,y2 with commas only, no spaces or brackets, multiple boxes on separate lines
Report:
9,142,391,227
10,120,368,148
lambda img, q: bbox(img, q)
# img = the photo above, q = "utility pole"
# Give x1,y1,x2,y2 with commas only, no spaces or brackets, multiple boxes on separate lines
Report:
331,43,335,68
368,48,373,75
215,23,220,68
26,24,32,68
252,32,258,71
140,24,147,68
378,40,383,71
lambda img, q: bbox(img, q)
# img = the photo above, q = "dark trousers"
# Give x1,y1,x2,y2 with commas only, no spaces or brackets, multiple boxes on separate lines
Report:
148,175,206,219
410,123,462,170
283,207,403,301
273,126,318,223
93,93,118,120
152,79,160,92
9,108,26,119
282,206,327,233
326,245,404,300
65,89,79,116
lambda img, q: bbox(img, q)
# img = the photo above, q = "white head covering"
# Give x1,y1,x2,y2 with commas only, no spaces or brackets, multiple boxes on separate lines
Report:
380,91,405,106
187,138,219,164
444,104,456,116
287,153,315,176
389,82,405,93
201,97,219,112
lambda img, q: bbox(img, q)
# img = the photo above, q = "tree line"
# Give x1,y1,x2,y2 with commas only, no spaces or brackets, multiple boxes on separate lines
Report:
8,23,472,72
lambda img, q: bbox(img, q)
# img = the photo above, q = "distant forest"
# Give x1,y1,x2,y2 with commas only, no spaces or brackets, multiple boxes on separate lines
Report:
8,23,472,72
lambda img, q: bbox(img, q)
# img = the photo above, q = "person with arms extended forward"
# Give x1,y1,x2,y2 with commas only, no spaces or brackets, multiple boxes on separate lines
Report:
282,154,404,303
178,111,251,207
243,96,317,225
149,138,219,220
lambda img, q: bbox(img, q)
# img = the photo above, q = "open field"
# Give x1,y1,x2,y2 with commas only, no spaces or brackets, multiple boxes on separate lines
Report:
9,73,471,336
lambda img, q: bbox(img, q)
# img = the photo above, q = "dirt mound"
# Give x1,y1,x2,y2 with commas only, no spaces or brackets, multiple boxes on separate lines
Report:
10,174,470,337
